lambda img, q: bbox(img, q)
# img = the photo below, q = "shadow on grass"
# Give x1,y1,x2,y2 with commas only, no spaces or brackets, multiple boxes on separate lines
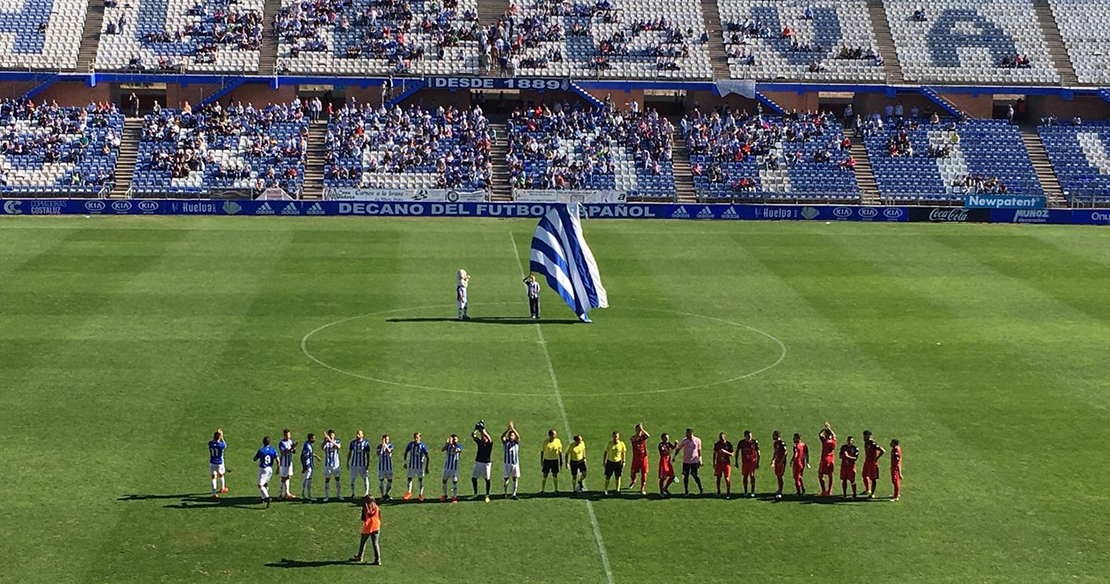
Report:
265,558,367,569
386,316,580,325
118,493,205,501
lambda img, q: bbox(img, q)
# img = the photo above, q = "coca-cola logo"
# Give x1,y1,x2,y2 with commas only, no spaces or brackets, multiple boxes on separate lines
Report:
928,208,968,222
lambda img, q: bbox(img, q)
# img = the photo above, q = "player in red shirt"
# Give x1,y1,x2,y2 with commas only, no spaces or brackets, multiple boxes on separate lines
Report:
889,438,902,501
817,422,836,496
657,433,676,497
734,430,760,498
839,435,859,498
861,429,886,499
791,433,809,496
771,430,787,499
712,432,734,499
626,423,650,495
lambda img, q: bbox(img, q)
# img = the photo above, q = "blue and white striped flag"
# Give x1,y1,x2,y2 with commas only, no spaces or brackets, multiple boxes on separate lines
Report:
529,204,608,322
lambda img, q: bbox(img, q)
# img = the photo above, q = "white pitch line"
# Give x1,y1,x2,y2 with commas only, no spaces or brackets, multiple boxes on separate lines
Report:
510,232,615,584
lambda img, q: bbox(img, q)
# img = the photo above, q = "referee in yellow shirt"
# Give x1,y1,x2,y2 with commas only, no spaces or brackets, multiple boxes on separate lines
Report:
565,435,587,493
539,429,563,494
603,431,627,495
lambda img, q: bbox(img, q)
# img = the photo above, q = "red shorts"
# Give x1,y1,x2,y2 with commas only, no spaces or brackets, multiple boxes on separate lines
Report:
819,460,834,475
891,469,901,482
840,465,856,481
714,462,731,478
792,465,805,479
863,463,879,480
630,456,648,476
774,461,786,477
658,458,674,478
741,460,757,476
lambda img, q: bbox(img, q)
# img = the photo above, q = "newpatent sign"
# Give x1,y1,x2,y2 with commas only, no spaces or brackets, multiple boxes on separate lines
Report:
964,195,1046,209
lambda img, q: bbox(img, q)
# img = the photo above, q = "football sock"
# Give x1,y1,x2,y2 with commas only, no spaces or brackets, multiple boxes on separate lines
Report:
553,477,559,491
472,477,478,494
512,480,518,496
442,482,448,497
541,477,547,491
604,478,611,492
452,480,458,497
503,479,509,495
418,478,424,495
484,478,490,495
211,478,218,494
219,476,225,491
379,479,386,497
260,485,269,499
324,483,330,497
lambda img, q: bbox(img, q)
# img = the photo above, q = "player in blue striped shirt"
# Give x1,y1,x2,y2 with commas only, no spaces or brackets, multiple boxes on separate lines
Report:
376,434,394,500
348,430,371,497
208,429,227,498
323,429,343,502
278,429,297,500
403,432,430,502
253,436,279,508
440,434,463,502
501,421,521,499
300,433,320,501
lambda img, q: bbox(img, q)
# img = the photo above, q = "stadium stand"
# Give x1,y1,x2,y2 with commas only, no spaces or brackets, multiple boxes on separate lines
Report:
131,101,308,196
95,0,264,72
1047,0,1109,85
1038,122,1110,204
0,0,88,70
683,107,861,201
504,0,712,79
881,0,1058,84
274,0,481,75
0,99,124,195
864,116,1043,202
718,0,884,82
505,102,676,198
323,103,492,191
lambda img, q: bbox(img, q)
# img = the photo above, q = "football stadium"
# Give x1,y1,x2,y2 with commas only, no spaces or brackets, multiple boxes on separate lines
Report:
3,0,1110,582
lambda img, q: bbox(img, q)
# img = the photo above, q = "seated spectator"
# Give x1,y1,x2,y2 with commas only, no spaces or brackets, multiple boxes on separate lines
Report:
912,9,927,21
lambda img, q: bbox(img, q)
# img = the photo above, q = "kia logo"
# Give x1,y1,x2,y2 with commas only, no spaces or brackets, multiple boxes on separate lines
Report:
858,207,878,218
85,200,106,211
138,201,158,212
833,207,852,218
111,201,132,212
883,208,904,218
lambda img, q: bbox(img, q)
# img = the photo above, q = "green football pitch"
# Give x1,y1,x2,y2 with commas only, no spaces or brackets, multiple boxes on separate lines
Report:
2,216,1109,583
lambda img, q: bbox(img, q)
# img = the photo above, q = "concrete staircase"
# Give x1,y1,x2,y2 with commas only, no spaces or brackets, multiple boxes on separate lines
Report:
866,0,904,85
76,0,105,72
1032,0,1079,86
700,0,732,80
259,0,284,75
1020,128,1067,206
671,132,698,203
476,0,505,26
849,141,881,205
110,117,142,198
302,120,328,200
489,122,512,201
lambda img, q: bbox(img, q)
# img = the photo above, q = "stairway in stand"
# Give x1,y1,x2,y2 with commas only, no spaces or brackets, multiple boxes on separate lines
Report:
76,0,106,72
301,120,328,200
259,0,285,75
700,0,732,81
1020,128,1067,206
672,131,698,203
849,142,881,205
488,122,511,201
1032,0,1079,86
476,0,506,27
109,117,142,198
866,0,904,85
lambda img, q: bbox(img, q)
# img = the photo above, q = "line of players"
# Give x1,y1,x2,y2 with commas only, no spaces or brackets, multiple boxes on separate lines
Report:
207,421,904,507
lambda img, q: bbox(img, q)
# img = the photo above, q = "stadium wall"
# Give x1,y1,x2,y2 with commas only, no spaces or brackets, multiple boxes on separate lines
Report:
4,199,1109,225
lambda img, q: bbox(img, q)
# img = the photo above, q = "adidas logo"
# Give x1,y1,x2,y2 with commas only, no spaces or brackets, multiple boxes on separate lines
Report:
281,203,300,216
695,206,714,219
670,206,690,219
256,203,275,215
720,206,739,219
306,203,325,215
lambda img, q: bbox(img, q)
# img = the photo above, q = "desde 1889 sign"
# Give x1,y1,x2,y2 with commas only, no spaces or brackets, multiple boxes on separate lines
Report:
424,77,572,91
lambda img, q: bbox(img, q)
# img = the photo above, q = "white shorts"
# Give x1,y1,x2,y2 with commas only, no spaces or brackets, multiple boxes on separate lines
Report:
351,466,368,480
303,466,314,480
503,463,521,479
280,463,294,477
378,468,394,481
442,468,459,481
407,466,425,479
472,462,491,480
257,466,274,486
324,465,341,479
458,299,468,309
210,463,225,475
